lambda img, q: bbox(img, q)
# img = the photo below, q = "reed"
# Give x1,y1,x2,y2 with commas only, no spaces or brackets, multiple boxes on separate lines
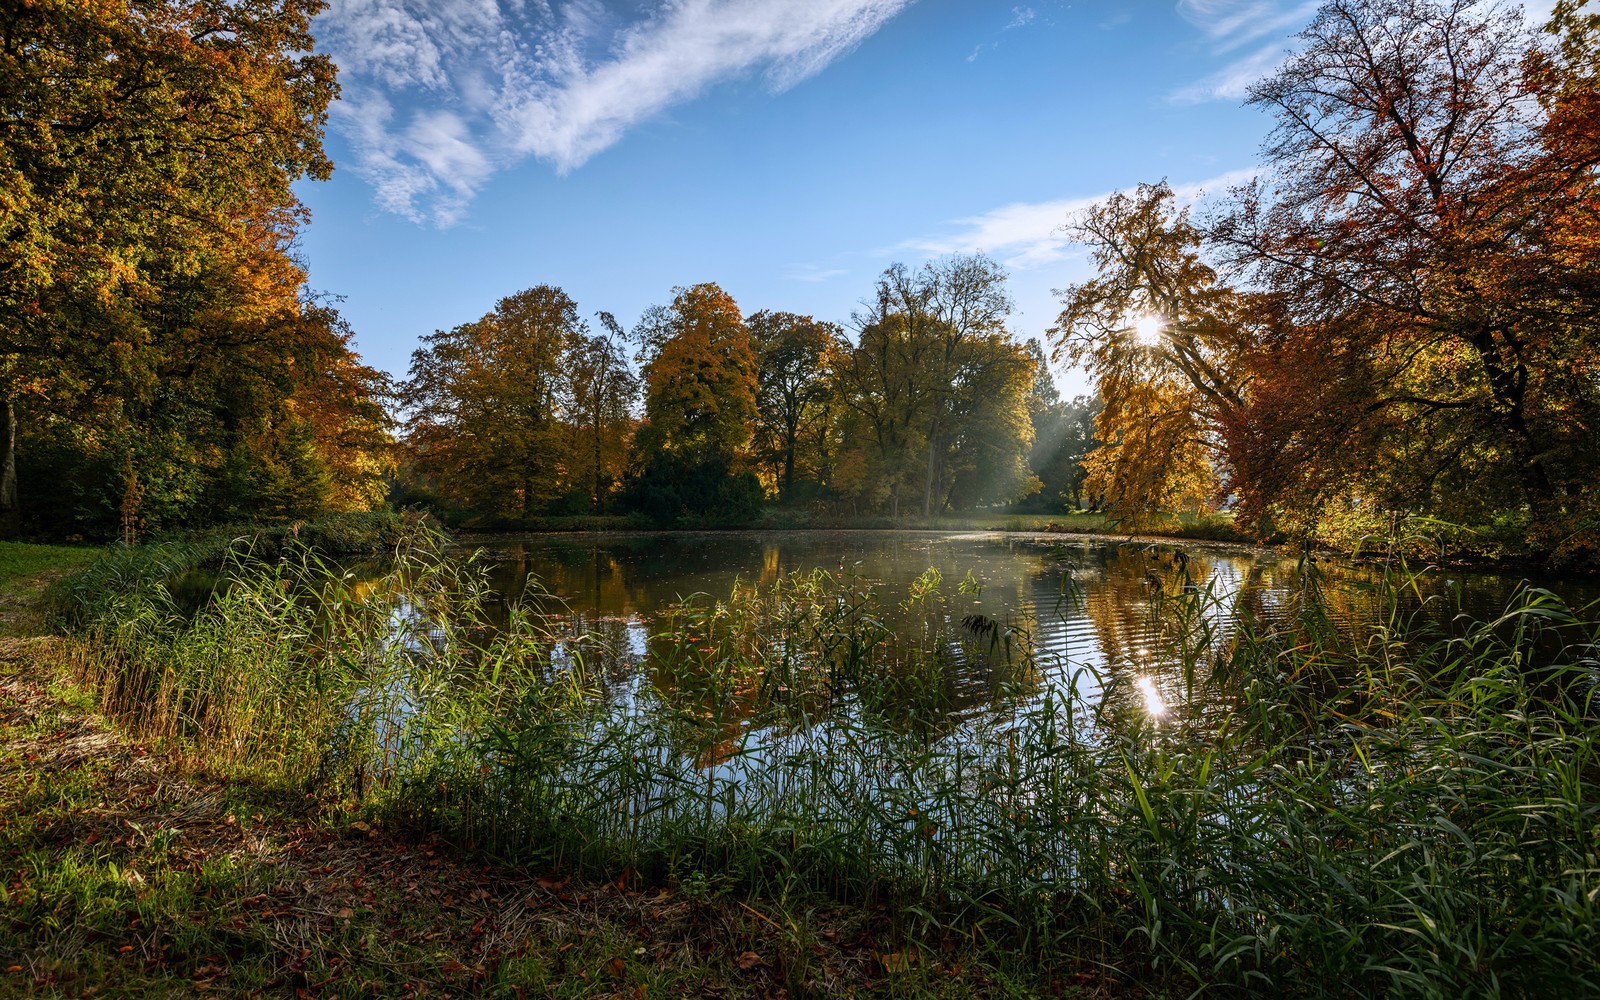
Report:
53,526,1600,996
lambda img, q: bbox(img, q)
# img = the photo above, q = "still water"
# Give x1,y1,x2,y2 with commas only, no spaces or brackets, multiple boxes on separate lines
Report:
465,530,1594,722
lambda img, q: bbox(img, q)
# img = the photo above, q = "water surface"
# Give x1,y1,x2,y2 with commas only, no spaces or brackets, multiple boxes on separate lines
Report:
466,530,1594,723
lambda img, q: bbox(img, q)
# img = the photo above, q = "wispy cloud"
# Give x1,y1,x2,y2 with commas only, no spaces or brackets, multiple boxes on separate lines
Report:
784,264,850,283
968,4,1041,63
1005,6,1036,30
1177,0,1317,53
1168,0,1318,104
1168,40,1292,104
319,0,914,225
900,168,1261,269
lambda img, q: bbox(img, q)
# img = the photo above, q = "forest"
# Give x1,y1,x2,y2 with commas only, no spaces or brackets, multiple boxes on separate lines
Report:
3,0,1597,561
395,265,1096,528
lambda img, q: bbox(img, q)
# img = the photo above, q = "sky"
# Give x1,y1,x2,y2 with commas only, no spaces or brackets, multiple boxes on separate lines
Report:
295,0,1555,397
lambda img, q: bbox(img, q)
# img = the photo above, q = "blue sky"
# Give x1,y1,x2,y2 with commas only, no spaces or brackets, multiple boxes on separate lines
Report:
295,0,1551,396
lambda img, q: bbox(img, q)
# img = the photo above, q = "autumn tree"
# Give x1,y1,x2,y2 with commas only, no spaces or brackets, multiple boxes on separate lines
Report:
563,313,638,512
634,284,758,460
1052,182,1262,528
403,286,588,520
748,310,843,501
627,284,762,523
1210,0,1600,551
855,256,1013,517
0,0,338,536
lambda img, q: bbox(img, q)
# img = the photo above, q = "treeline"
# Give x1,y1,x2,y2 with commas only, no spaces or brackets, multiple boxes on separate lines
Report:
396,261,1101,526
1057,0,1600,560
1,1,392,542
0,2,1102,542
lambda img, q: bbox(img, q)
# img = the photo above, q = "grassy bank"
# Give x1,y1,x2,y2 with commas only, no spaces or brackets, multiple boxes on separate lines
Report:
452,508,1247,543
17,527,1600,996
0,541,98,641
1,542,1012,998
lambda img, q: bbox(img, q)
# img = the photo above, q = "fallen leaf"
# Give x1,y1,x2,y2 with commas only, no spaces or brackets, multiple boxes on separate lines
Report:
878,951,915,974
737,951,763,970
606,957,626,979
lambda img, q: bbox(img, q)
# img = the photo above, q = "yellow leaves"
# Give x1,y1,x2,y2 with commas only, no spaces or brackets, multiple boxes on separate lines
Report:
1086,375,1218,529
640,283,758,460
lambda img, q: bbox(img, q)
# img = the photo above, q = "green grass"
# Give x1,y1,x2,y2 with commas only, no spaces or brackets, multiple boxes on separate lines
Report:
0,540,99,586
0,541,99,641
40,524,1600,997
448,506,1252,545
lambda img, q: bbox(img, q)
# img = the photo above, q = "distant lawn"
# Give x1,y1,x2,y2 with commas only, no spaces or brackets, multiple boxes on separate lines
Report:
0,541,100,638
952,510,1111,532
446,507,1253,543
0,540,99,589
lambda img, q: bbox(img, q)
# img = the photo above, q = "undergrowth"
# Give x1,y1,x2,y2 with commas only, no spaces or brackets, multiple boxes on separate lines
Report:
48,525,1600,998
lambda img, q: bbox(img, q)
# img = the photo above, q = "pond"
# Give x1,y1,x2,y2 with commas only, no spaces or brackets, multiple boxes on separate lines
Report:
108,524,1600,963
462,530,1597,725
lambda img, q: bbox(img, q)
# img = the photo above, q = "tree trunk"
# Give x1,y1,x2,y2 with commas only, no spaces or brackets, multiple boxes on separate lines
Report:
782,431,796,503
0,396,18,539
1468,325,1553,505
593,416,603,513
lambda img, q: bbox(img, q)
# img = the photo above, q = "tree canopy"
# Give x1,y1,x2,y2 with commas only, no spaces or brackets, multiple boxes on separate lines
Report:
1054,0,1600,557
1,0,394,539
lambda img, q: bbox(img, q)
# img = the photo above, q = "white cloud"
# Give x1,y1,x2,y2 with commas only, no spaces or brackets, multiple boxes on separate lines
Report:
503,0,914,170
1169,40,1291,104
901,168,1261,269
318,0,914,225
1005,6,1036,30
784,264,849,283
1169,0,1318,104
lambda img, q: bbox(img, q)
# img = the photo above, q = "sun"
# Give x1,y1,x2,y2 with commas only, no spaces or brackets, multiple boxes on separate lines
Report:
1131,314,1165,346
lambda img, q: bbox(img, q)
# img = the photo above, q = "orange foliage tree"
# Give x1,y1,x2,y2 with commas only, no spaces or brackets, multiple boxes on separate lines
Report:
1210,0,1600,552
0,0,366,537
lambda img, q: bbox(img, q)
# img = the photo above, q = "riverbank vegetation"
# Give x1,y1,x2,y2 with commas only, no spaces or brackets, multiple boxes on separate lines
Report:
9,527,1596,996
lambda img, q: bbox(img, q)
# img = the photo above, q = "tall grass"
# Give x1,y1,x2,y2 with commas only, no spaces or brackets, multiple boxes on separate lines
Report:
53,526,1600,996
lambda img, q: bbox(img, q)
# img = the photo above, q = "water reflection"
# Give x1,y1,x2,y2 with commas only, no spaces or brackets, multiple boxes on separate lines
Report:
458,532,1594,728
